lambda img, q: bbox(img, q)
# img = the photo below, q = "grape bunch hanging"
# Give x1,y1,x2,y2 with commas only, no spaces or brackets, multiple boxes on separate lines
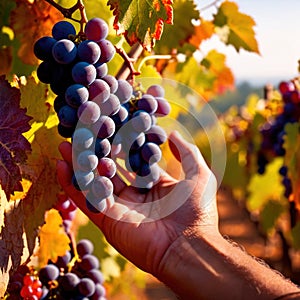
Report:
6,239,107,300
34,18,171,212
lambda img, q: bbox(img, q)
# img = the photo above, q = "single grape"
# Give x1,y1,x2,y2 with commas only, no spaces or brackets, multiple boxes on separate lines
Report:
86,195,107,213
72,170,94,191
146,125,167,145
39,264,60,286
126,131,146,151
94,138,111,158
98,157,116,178
56,251,72,270
52,20,76,40
111,105,129,127
125,151,143,173
114,79,133,103
102,75,118,93
58,123,75,138
78,40,101,64
91,175,114,199
72,62,97,86
137,94,158,114
155,97,171,116
58,105,78,128
65,84,89,108
78,254,100,272
58,272,80,291
146,84,165,97
34,36,57,61
141,142,162,164
52,39,77,64
89,79,110,104
54,94,67,113
85,18,109,42
138,162,160,182
94,62,108,78
99,94,120,116
131,110,152,132
77,239,94,257
78,278,96,297
91,283,106,299
97,39,116,64
72,127,94,151
92,115,116,139
77,101,101,125
86,269,104,285
76,150,99,172
36,61,54,84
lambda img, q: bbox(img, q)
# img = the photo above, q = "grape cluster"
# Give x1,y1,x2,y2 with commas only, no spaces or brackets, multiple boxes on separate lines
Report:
6,240,106,300
34,18,171,213
258,80,300,198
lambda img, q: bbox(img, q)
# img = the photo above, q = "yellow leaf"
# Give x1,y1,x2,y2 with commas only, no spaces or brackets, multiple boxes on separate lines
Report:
213,1,260,54
189,19,214,48
37,209,70,267
10,0,63,65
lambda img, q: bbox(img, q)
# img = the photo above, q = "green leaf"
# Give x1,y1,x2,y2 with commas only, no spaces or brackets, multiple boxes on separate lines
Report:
107,0,173,51
155,0,199,53
260,200,285,234
247,158,284,211
213,1,260,53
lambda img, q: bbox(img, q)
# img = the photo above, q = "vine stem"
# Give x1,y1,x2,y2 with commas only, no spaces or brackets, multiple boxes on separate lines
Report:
199,0,222,12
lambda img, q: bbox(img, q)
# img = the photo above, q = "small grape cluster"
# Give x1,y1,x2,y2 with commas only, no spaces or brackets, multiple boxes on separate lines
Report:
34,18,171,213
258,80,300,198
6,239,106,300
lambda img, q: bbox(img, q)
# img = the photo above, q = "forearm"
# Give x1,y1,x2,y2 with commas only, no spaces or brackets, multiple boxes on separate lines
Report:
157,229,299,300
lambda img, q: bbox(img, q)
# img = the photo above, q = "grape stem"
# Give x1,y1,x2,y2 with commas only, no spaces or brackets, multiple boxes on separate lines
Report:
115,43,144,81
198,0,222,11
43,0,88,26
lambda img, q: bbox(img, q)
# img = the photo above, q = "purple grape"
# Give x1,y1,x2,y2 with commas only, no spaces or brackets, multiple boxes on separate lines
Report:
58,273,80,291
65,84,89,108
77,150,99,172
78,40,101,64
155,97,171,116
89,79,110,104
76,239,94,257
34,36,57,61
146,84,165,97
141,142,162,164
137,94,158,114
36,61,53,83
58,123,75,138
114,79,133,103
77,101,101,125
146,125,167,145
86,195,107,213
138,162,160,182
72,170,94,191
78,278,96,297
52,21,76,40
125,151,143,172
58,105,78,128
54,94,67,113
52,39,77,64
85,18,109,42
78,254,100,272
102,75,118,93
92,115,115,139
38,265,60,286
72,128,94,151
91,176,114,199
98,157,116,178
94,138,111,158
99,94,120,116
111,105,129,128
97,39,116,64
131,110,152,132
86,269,104,285
72,62,97,85
91,283,106,299
94,62,108,78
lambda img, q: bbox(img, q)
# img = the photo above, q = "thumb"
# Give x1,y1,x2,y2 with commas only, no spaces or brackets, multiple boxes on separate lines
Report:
168,131,208,180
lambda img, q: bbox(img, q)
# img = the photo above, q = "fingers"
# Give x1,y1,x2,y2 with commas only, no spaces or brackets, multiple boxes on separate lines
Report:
168,131,209,180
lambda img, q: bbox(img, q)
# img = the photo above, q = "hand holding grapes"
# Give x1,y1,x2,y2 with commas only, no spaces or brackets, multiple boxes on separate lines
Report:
57,130,219,276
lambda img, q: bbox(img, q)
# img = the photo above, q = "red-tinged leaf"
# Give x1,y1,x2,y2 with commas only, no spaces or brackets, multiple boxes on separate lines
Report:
10,0,63,65
213,1,259,54
189,19,215,48
107,0,174,51
0,75,32,198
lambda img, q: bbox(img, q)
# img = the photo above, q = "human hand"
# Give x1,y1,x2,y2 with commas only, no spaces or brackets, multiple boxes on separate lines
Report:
56,131,218,278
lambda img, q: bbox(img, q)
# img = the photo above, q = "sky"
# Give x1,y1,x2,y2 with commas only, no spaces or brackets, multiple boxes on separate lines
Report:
196,0,300,85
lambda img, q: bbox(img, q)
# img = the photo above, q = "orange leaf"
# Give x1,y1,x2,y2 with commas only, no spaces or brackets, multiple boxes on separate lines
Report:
10,0,63,65
189,19,214,48
37,209,70,267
